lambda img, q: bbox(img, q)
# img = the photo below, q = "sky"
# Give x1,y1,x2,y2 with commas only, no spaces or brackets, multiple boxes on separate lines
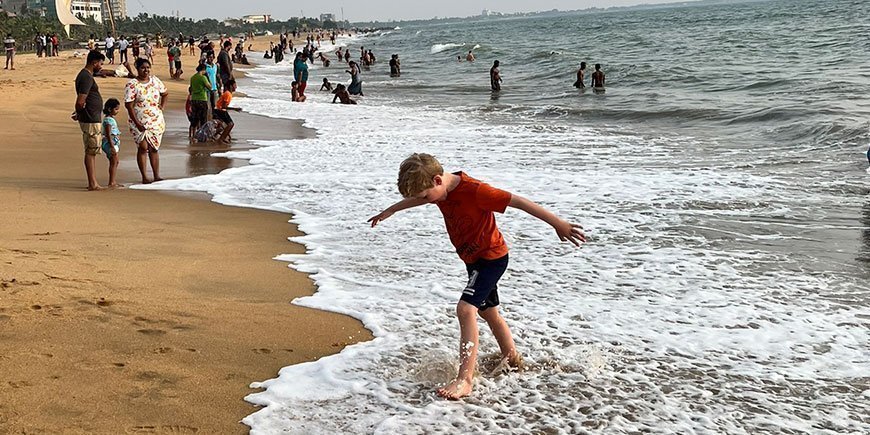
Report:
127,0,699,23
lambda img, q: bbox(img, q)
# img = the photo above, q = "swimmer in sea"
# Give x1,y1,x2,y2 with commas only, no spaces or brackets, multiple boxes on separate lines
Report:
591,63,605,92
574,61,587,89
490,60,502,91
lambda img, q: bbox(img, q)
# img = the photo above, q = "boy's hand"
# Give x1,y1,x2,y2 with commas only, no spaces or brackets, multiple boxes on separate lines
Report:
367,209,394,227
554,220,586,247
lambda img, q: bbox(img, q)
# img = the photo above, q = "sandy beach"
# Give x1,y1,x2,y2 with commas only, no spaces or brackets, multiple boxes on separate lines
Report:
0,40,371,433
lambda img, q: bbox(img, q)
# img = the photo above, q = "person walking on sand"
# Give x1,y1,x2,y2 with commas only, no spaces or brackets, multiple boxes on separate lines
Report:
218,41,234,89
73,50,107,190
118,35,129,63
490,60,502,91
574,61,587,89
368,153,586,400
4,33,15,70
105,33,115,64
591,63,605,90
124,58,168,184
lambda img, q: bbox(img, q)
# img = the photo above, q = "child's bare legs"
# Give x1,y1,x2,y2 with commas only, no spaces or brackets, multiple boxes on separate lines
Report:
479,307,521,366
437,301,479,400
217,122,234,143
107,152,119,187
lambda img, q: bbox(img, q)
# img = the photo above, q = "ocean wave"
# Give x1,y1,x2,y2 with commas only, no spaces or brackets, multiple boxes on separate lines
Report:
430,42,465,54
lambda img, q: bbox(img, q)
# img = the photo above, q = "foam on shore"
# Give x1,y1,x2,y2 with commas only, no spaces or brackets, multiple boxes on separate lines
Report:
135,44,870,432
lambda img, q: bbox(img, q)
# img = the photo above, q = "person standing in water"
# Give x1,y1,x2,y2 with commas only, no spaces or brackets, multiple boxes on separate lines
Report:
490,60,502,91
367,153,586,400
466,50,475,62
574,62,587,89
591,63,605,90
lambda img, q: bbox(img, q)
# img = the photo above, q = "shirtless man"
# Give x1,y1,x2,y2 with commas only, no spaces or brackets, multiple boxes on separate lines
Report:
591,63,605,90
490,60,502,91
574,62,587,88
466,50,475,62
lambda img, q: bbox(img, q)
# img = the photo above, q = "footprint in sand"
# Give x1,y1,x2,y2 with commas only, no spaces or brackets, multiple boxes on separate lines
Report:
8,380,33,389
113,362,126,368
252,348,273,354
153,347,173,354
137,329,167,336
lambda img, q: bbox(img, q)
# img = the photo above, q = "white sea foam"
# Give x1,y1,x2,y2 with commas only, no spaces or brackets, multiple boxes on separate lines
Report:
135,52,870,434
431,43,465,54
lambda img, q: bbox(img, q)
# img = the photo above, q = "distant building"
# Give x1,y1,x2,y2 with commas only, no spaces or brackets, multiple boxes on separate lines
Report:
25,0,50,17
101,0,126,23
1,0,25,14
71,0,101,22
242,14,271,24
319,13,335,22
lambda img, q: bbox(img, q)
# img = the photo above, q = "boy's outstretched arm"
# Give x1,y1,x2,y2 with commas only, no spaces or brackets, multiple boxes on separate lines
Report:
367,197,429,227
508,194,587,246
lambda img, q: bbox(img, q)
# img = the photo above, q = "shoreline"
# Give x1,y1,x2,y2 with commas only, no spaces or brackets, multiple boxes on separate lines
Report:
0,40,371,433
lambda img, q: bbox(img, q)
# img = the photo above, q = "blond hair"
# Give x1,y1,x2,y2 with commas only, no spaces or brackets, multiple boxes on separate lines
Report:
397,153,444,198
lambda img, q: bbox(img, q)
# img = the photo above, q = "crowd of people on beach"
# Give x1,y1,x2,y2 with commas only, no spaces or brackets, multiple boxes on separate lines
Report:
71,30,248,190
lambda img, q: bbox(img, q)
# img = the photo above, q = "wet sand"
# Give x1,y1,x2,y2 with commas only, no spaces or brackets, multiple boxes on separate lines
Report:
0,43,370,433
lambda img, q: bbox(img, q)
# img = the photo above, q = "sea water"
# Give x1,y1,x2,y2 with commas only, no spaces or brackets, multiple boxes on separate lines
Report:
138,0,870,432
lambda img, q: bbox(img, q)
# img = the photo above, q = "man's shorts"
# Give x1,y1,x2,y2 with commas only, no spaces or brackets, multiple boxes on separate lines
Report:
79,122,102,156
462,254,508,311
213,109,233,125
190,100,208,127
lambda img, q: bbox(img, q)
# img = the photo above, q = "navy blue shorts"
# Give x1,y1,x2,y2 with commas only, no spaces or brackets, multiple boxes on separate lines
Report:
461,254,508,311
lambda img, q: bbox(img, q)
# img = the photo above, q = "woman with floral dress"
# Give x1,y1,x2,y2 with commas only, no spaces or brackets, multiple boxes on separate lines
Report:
124,58,168,184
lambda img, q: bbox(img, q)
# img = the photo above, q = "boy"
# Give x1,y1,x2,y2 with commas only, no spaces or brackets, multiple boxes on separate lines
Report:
368,154,586,400
214,79,241,143
320,77,333,91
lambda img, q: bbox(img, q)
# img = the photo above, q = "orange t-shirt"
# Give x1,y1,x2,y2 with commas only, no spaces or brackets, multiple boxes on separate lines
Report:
216,90,232,110
436,172,512,264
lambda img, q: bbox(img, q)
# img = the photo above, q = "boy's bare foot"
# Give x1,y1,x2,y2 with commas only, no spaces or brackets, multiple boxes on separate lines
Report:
489,352,524,376
153,177,164,182
436,378,472,400
141,178,152,184
107,183,120,188
87,185,103,191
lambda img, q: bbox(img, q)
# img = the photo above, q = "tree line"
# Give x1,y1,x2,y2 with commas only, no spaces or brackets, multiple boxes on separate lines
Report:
1,11,345,48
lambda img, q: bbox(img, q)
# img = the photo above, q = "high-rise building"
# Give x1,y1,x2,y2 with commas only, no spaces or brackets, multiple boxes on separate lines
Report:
101,0,125,23
70,0,101,22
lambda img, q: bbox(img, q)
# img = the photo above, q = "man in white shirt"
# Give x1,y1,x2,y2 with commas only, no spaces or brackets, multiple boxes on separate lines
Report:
118,35,129,63
105,33,115,64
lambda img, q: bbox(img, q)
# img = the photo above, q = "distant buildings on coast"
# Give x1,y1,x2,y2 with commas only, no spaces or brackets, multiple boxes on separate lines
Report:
0,0,126,23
